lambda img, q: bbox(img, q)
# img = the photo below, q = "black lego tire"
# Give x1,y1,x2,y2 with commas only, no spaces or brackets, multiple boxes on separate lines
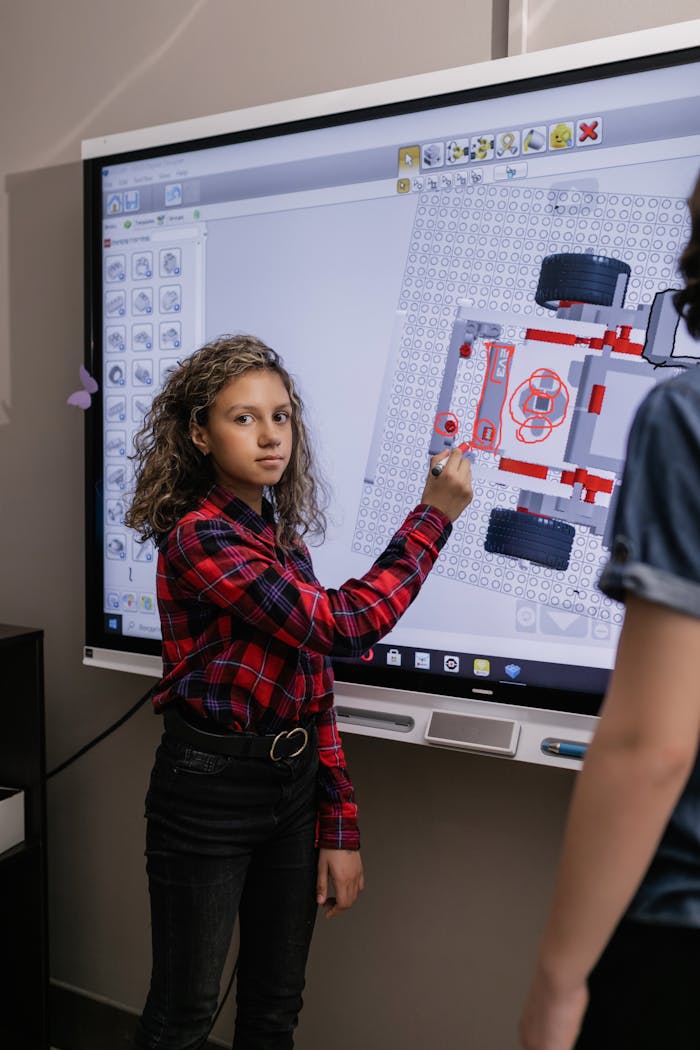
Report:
485,508,575,571
535,253,631,310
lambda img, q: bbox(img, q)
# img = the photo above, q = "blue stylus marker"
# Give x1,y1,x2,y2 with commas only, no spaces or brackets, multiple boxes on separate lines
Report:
541,738,588,760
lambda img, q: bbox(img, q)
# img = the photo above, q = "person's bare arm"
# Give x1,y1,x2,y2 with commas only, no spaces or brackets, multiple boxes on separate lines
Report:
520,595,700,1050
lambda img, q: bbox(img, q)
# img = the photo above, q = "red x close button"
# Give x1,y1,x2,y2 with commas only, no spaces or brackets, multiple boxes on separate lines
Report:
579,120,599,143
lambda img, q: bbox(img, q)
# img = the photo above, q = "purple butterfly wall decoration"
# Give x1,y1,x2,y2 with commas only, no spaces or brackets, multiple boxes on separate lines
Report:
67,365,99,410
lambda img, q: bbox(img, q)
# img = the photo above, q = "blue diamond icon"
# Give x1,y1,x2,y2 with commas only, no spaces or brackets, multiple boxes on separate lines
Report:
505,663,521,679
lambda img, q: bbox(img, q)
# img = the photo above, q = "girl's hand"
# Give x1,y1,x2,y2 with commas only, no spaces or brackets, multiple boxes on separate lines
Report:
316,847,364,919
421,447,473,522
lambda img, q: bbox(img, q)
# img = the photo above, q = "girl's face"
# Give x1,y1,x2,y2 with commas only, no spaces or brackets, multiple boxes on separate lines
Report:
190,369,293,512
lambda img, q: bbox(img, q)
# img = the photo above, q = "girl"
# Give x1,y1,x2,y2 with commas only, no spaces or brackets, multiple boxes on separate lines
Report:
126,334,473,1050
520,170,700,1050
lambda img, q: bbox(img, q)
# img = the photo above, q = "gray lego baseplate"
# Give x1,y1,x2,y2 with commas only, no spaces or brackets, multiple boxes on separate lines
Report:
353,184,690,638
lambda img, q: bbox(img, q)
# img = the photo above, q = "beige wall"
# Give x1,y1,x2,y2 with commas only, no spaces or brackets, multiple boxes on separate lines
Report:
0,0,496,425
511,0,699,53
0,2,693,1047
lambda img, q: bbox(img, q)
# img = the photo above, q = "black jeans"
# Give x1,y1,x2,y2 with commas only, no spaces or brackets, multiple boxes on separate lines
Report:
134,728,319,1050
575,917,700,1049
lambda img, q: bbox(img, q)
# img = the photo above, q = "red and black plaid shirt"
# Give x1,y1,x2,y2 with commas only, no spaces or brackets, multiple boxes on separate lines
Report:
153,484,452,849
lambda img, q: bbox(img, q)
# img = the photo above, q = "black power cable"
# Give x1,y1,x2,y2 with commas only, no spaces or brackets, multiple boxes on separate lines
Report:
46,684,157,779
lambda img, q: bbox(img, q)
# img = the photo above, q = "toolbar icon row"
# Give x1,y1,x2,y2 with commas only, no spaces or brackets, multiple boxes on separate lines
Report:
398,117,602,175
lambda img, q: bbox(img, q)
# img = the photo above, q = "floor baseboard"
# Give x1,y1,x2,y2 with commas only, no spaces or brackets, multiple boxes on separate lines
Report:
50,983,222,1049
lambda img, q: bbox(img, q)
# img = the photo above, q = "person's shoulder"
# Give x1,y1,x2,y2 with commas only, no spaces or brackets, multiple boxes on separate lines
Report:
630,364,700,447
643,363,700,412
288,536,314,566
161,499,238,551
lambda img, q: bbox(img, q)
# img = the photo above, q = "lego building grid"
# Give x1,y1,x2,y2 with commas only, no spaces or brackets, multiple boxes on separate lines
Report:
353,184,689,635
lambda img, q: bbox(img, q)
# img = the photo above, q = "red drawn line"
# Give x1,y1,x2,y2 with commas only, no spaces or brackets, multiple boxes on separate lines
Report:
434,411,460,437
508,368,569,444
470,342,515,452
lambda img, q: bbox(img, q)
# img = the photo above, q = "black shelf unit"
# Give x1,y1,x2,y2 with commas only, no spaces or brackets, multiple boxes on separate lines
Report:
0,624,49,1049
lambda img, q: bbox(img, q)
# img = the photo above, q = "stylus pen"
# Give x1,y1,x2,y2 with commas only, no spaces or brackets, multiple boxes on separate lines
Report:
541,738,588,760
431,443,473,476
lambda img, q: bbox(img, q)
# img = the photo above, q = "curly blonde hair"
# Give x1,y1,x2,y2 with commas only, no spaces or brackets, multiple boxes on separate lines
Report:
675,170,700,339
126,334,327,548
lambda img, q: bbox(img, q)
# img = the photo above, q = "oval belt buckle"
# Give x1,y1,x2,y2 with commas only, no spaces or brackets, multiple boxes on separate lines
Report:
270,726,309,762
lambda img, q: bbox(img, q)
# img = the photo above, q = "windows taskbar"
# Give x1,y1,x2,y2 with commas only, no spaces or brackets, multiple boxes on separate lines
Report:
333,641,607,717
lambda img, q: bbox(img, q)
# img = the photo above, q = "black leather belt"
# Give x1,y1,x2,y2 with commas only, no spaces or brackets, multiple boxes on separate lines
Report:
163,703,313,762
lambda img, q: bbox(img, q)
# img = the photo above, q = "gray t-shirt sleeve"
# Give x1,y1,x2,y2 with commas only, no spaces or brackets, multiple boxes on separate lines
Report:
598,370,700,620
599,367,700,928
